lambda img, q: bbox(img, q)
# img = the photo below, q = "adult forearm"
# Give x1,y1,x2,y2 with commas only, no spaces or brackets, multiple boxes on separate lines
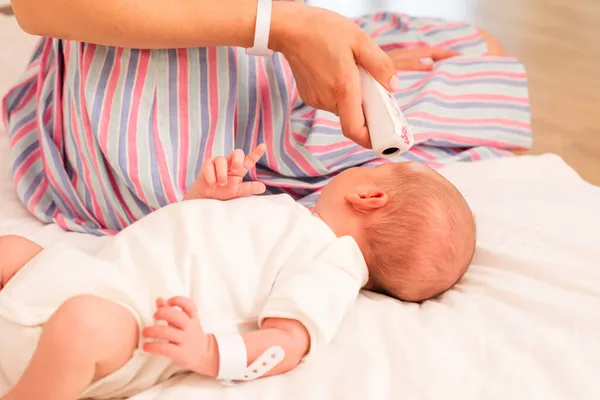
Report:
11,0,297,50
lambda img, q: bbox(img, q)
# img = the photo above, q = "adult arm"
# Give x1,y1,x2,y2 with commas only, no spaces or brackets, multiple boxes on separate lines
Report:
11,0,396,148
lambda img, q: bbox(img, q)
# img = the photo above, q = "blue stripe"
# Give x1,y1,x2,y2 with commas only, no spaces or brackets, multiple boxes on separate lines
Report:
408,120,531,136
148,96,168,208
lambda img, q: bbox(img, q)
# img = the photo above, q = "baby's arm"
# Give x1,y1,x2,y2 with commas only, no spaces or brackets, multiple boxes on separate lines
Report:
0,235,42,290
142,297,309,379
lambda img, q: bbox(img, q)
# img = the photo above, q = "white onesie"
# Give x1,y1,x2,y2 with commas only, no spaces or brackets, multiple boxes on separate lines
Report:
0,194,368,399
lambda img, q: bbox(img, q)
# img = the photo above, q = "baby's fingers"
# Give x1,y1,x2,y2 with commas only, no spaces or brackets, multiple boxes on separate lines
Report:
167,296,198,319
155,297,166,308
243,144,267,172
154,306,190,329
201,160,217,186
143,342,181,360
142,325,184,344
228,149,245,177
214,156,228,186
237,181,267,198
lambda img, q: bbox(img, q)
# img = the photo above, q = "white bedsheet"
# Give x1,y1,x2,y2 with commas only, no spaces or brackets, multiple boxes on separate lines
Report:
2,15,600,400
1,131,599,399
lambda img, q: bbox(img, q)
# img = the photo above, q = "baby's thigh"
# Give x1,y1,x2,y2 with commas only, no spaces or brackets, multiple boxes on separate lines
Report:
53,295,140,379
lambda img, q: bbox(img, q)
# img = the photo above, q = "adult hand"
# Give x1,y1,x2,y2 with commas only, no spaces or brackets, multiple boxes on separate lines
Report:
386,47,460,71
270,4,398,149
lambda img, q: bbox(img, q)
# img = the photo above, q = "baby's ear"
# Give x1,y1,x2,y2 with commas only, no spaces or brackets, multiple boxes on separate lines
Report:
344,187,388,213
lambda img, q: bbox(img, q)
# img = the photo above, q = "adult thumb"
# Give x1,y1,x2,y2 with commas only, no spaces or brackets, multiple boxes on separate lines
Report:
355,38,400,92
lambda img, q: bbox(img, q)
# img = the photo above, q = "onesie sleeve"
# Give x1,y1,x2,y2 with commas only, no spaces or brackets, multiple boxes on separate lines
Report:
258,235,368,357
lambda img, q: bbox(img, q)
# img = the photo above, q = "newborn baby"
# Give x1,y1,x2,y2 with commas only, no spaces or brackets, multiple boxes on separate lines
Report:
0,145,475,400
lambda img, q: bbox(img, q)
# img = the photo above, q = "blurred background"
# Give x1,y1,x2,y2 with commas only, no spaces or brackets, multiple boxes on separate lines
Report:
1,0,599,184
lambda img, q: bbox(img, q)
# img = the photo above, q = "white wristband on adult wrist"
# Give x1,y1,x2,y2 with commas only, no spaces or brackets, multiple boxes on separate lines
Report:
246,0,274,57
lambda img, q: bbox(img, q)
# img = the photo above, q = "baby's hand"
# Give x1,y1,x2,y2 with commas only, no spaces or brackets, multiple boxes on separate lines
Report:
183,144,267,201
142,297,211,374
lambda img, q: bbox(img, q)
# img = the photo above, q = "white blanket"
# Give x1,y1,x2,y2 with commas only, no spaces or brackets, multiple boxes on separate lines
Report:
2,15,600,400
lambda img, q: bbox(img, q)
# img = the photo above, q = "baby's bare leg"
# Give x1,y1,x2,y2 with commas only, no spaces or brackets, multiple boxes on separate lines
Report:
2,295,138,400
0,235,42,289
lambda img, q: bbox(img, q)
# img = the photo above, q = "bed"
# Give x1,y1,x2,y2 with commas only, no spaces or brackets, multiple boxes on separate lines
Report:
2,14,600,400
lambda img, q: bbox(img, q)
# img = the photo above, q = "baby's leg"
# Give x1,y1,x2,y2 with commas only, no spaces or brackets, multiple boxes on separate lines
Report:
2,295,138,400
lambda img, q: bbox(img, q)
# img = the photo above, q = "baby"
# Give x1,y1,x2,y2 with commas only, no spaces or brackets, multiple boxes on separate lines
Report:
0,145,475,400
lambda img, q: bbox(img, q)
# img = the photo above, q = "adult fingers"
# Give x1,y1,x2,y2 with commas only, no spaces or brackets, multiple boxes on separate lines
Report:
387,47,459,62
167,296,198,318
142,325,184,344
336,67,372,149
429,48,460,61
393,58,433,71
355,35,398,92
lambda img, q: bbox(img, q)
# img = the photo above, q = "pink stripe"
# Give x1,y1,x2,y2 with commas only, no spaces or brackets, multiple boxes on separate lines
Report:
447,56,519,63
325,147,366,169
435,32,480,49
151,93,178,204
304,140,356,153
203,47,219,161
13,148,41,182
379,41,429,51
370,21,396,38
34,41,83,221
99,47,124,153
257,58,280,171
126,50,151,205
470,150,483,161
407,89,529,105
78,46,109,228
293,132,307,145
28,179,49,211
407,111,531,129
420,22,464,33
176,49,190,193
280,90,320,177
9,119,36,147
313,117,341,128
106,171,136,226
414,131,527,149
68,99,103,225
409,146,437,161
6,83,36,115
299,109,315,119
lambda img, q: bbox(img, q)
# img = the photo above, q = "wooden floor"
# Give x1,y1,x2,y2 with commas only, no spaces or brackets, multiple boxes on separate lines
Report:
312,0,600,186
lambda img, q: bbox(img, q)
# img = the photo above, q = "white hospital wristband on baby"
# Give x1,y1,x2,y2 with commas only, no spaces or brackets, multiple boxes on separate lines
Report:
246,0,273,57
214,333,285,385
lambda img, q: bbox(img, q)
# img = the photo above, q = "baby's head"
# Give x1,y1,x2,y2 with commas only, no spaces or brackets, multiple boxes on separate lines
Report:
315,162,476,302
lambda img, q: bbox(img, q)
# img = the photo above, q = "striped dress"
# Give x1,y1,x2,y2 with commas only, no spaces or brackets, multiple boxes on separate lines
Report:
1,12,531,235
